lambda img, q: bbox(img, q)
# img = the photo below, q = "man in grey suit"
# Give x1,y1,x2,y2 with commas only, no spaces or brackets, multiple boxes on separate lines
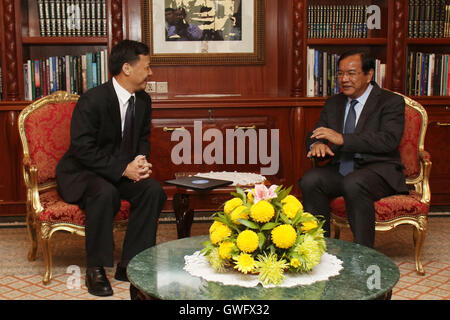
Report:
299,50,408,248
56,40,167,296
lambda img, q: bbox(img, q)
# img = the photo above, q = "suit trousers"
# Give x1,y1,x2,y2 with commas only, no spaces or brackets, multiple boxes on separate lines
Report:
78,173,167,267
298,165,395,248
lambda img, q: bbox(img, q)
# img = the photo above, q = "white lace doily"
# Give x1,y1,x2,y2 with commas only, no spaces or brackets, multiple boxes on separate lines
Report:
183,251,343,288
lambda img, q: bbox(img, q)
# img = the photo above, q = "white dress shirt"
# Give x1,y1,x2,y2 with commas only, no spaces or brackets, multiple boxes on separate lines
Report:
112,77,135,136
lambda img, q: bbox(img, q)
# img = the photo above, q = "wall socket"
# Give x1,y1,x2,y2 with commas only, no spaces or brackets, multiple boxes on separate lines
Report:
156,81,168,93
146,81,156,93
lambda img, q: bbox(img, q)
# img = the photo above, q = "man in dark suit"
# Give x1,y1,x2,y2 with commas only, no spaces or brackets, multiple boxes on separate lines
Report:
298,50,408,248
56,40,167,296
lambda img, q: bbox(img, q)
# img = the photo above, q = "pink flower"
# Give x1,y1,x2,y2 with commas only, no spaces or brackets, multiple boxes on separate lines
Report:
248,184,278,203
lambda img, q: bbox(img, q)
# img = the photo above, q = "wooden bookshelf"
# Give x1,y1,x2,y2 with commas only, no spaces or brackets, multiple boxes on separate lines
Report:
307,38,388,45
0,0,450,215
21,36,108,45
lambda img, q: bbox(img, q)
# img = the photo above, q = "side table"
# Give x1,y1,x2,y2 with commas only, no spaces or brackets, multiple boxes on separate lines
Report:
171,186,237,239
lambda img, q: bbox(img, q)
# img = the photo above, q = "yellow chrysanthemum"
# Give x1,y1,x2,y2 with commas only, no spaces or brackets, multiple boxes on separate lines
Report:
218,241,235,259
290,258,300,268
301,220,318,232
209,221,225,234
210,224,232,245
282,202,301,219
236,230,259,253
271,224,297,249
206,247,226,272
256,252,289,285
224,198,243,215
282,195,303,219
294,235,322,271
302,212,315,219
250,200,275,223
230,205,249,225
246,190,254,203
233,253,257,274
281,195,303,208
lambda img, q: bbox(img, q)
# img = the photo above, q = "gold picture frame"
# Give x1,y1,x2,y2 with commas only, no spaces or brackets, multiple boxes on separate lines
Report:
141,0,265,65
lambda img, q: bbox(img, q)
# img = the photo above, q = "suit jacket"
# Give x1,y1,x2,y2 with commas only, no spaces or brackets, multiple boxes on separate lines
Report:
56,80,152,203
306,81,408,194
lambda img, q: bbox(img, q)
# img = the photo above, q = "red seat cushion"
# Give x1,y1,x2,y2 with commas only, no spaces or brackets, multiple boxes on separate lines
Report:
330,191,429,222
38,190,130,226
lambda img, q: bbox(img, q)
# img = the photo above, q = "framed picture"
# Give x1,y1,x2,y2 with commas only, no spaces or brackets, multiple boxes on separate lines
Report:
141,0,265,65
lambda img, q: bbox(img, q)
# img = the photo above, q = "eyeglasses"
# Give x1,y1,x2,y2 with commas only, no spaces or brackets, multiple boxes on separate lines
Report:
336,71,363,78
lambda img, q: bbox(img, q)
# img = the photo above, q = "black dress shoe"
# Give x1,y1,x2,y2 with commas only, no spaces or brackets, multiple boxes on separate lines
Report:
114,263,129,282
85,267,113,296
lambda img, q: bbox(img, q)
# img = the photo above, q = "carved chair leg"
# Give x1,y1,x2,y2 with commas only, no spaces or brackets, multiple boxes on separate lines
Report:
40,225,53,285
412,216,427,276
26,211,38,261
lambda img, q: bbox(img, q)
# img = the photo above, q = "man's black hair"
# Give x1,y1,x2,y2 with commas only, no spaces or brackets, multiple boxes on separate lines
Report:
338,50,375,74
109,40,150,76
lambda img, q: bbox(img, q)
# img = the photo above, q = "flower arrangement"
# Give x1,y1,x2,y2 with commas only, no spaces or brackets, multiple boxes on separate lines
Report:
201,184,327,285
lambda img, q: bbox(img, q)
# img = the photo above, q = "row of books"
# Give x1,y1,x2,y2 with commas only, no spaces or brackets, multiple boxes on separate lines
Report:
306,47,385,97
23,49,108,101
406,51,450,96
38,0,107,37
408,0,450,38
308,5,369,39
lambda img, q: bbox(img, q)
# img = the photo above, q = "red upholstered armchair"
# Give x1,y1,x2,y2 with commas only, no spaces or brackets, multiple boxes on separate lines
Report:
330,93,431,275
18,91,130,285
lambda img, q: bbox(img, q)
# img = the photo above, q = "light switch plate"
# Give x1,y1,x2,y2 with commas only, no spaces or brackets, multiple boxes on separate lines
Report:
146,81,156,93
156,82,168,93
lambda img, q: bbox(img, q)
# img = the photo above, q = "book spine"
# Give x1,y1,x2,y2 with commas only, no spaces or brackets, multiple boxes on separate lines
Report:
55,0,62,36
38,0,46,36
49,0,56,37
306,47,315,97
23,63,29,101
96,0,102,36
86,52,93,90
81,54,87,93
27,61,33,100
44,0,51,37
80,0,86,36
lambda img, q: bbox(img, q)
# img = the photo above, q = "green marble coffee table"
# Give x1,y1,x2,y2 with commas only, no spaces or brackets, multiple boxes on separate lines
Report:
127,235,399,300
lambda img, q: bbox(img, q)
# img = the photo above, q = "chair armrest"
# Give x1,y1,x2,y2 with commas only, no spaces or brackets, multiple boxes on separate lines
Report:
419,150,431,163
418,150,432,205
22,155,44,216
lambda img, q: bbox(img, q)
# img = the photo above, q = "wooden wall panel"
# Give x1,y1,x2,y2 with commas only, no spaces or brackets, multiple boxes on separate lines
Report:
0,109,26,215
127,0,284,96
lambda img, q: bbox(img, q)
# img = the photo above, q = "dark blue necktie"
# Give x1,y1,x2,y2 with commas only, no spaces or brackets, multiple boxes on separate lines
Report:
339,99,358,176
119,96,135,166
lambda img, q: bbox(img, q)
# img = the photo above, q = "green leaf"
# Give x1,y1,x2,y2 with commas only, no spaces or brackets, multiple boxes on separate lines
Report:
257,232,266,250
200,240,215,255
276,185,293,202
214,214,240,232
261,222,280,231
292,212,303,225
279,212,292,225
237,219,260,230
